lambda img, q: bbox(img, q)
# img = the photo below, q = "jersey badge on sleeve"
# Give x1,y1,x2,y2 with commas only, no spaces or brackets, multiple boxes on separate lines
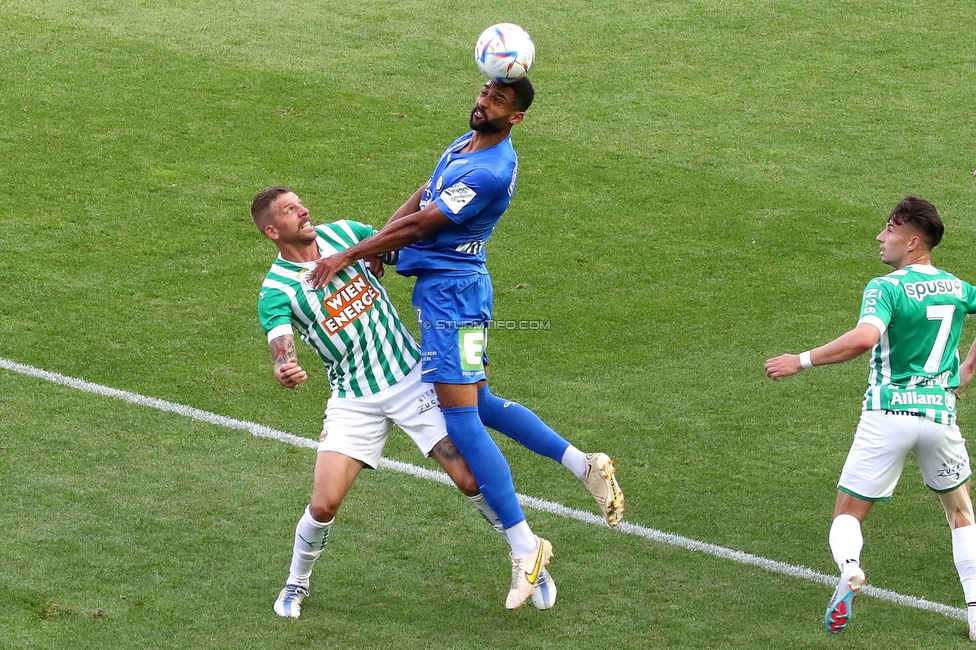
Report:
441,182,477,214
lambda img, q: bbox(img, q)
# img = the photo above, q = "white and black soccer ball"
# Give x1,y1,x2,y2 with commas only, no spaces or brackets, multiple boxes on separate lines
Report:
474,23,535,83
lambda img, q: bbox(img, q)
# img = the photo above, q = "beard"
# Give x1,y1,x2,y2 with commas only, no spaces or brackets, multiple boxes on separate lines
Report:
470,108,504,134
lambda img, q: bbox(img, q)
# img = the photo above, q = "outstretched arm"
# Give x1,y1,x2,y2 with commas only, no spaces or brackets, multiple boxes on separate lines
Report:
270,333,308,389
765,322,881,380
308,201,453,289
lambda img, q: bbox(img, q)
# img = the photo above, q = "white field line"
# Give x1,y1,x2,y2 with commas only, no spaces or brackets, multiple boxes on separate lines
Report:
0,356,965,621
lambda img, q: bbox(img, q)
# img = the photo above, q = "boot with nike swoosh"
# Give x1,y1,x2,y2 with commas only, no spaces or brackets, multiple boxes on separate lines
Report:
505,536,553,610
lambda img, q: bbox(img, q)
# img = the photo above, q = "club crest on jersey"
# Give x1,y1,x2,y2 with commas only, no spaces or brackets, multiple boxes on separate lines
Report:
440,182,477,214
321,273,380,335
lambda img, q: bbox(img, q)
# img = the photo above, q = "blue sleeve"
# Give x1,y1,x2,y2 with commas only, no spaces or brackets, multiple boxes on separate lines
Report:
433,167,501,225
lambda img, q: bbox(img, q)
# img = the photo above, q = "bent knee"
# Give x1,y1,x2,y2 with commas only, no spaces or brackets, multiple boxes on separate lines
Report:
945,503,974,528
939,486,975,529
308,500,339,523
455,474,481,498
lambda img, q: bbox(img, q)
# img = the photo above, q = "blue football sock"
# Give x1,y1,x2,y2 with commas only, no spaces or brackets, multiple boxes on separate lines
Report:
477,385,571,463
441,405,525,529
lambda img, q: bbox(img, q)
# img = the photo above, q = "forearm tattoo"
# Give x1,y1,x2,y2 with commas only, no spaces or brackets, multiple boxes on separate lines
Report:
270,335,297,370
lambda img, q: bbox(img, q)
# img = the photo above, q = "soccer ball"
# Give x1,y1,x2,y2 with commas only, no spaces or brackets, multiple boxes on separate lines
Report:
474,23,535,83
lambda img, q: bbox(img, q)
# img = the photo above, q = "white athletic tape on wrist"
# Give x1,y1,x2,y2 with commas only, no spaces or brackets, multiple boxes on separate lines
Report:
799,351,813,369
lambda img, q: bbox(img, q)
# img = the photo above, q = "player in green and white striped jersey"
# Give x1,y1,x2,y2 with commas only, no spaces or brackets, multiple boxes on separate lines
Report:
858,266,975,424
257,207,418,400
766,197,976,638
251,187,508,619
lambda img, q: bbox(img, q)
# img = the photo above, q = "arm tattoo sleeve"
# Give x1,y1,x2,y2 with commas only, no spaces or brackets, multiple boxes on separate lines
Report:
269,335,297,370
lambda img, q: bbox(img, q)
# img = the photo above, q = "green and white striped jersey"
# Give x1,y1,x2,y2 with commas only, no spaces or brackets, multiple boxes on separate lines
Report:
858,264,976,424
258,220,420,398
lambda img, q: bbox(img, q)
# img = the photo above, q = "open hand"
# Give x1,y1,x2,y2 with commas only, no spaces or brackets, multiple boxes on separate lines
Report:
309,252,352,289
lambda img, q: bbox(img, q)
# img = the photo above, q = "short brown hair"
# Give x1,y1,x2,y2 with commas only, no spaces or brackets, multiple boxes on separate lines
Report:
888,196,944,250
250,186,291,230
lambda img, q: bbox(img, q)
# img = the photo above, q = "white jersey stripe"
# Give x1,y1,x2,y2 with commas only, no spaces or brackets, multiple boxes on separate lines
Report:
258,221,420,398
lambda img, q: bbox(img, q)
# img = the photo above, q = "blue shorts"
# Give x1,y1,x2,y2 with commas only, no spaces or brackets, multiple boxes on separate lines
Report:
412,273,492,384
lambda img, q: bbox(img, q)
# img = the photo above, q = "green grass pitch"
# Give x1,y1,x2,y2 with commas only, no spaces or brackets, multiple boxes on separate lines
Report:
2,0,976,647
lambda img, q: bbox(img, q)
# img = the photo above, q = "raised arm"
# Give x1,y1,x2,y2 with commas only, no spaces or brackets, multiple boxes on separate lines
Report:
765,322,881,381
364,184,429,278
269,333,308,389
385,184,426,226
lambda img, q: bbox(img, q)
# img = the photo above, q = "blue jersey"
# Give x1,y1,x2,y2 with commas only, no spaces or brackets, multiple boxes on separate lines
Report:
396,132,519,276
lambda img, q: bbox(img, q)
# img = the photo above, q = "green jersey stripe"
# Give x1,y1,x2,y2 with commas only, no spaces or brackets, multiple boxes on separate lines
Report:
857,264,976,423
258,220,419,398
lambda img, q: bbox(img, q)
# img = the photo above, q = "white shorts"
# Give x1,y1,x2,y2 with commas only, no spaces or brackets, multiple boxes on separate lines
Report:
318,363,447,469
838,409,971,500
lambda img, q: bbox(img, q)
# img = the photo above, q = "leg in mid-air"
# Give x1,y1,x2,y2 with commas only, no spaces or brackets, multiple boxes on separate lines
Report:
428,434,557,610
413,273,554,609
476,381,624,527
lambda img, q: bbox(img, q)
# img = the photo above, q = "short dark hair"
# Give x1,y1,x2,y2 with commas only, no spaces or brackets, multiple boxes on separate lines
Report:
888,195,944,249
251,186,291,229
506,77,534,112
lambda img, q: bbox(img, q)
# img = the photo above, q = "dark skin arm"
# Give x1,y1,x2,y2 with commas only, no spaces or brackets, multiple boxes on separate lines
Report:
386,185,426,225
366,184,427,277
309,199,453,289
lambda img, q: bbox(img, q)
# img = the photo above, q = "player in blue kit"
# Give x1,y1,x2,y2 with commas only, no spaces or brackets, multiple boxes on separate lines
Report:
309,78,623,609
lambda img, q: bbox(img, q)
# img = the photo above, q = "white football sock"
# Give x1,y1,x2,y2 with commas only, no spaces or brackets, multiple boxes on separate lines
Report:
561,445,587,481
505,521,537,558
829,513,863,573
469,493,504,533
287,506,333,588
952,524,976,624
